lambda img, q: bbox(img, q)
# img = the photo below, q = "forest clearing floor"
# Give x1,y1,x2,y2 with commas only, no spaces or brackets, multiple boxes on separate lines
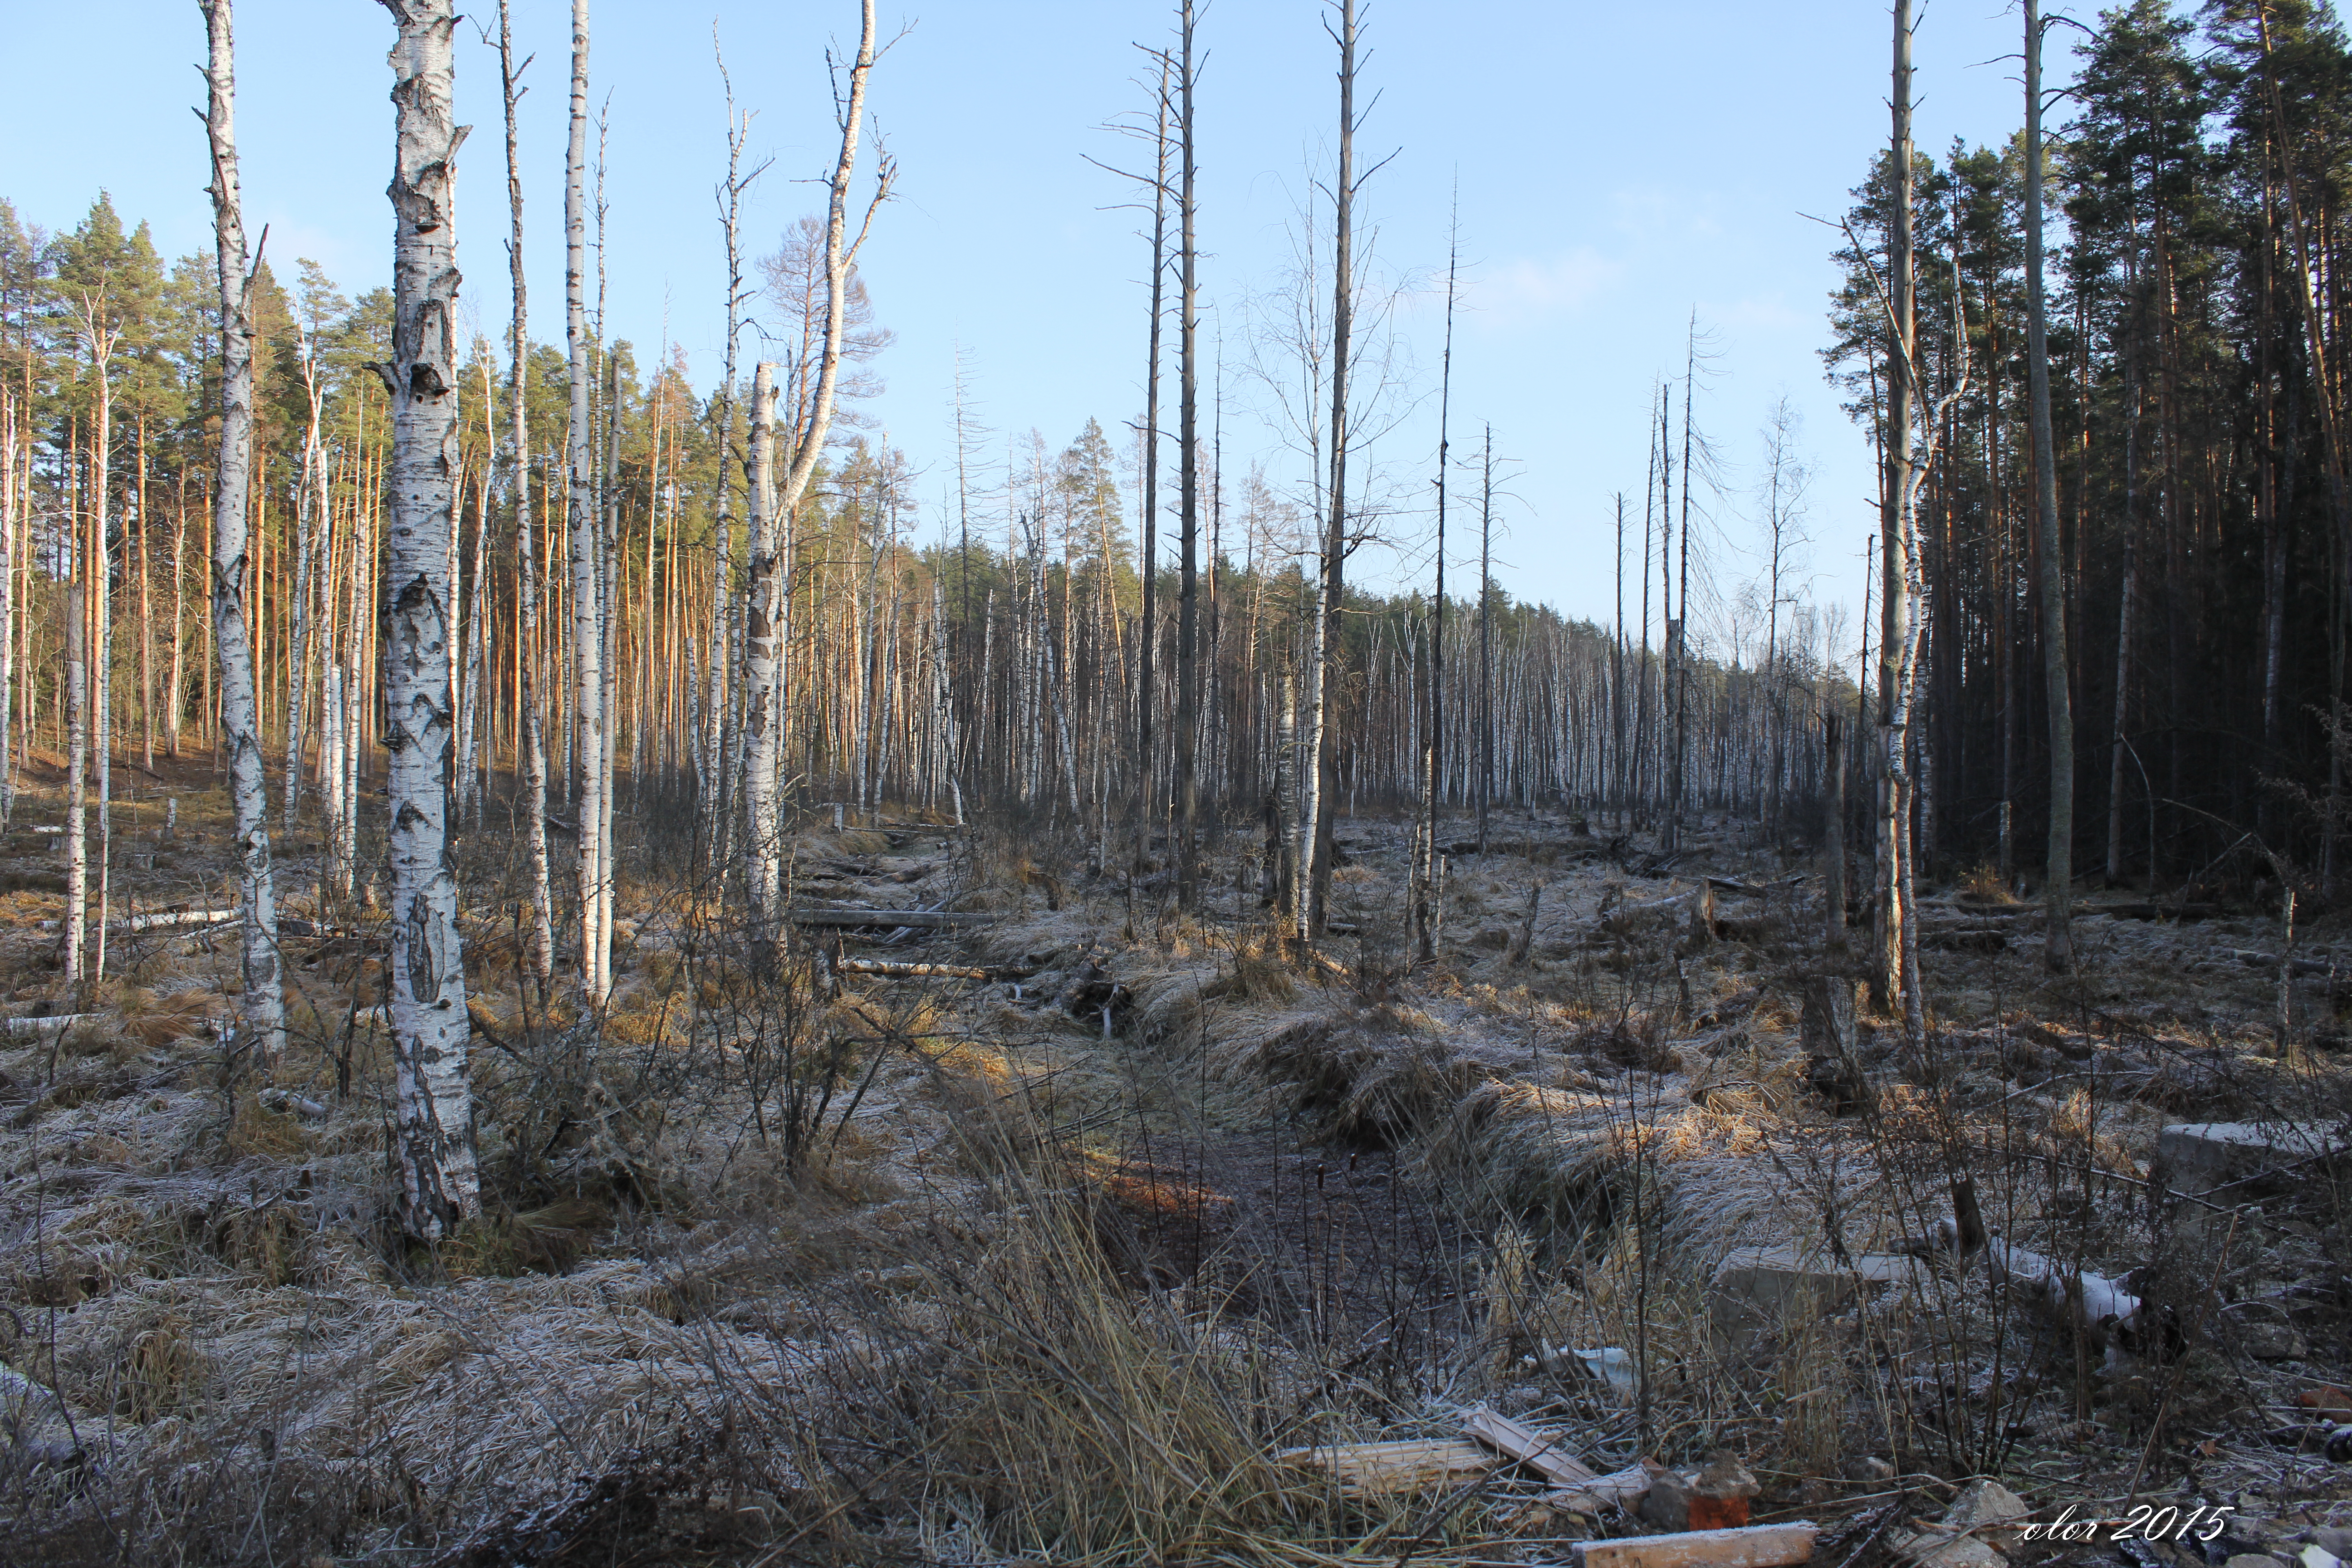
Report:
0,764,2348,1567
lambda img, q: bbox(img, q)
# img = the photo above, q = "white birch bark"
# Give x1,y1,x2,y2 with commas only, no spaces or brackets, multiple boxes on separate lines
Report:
564,0,608,1004
768,0,891,695
738,363,783,932
284,352,323,825
64,588,86,987
495,0,554,996
377,0,478,1236
200,0,285,1063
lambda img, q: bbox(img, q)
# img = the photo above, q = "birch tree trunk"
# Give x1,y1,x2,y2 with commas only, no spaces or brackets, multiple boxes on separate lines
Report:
285,358,323,826
377,0,478,1238
766,0,890,764
64,588,86,989
496,0,554,999
565,0,609,1006
738,362,784,937
201,0,285,1065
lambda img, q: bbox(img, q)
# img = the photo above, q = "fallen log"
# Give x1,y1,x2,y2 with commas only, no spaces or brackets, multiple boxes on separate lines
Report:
1573,1523,1820,1568
2224,948,2339,979
1462,1406,1597,1487
1276,1436,1499,1496
788,906,991,930
115,908,237,934
835,959,997,981
0,1014,99,1037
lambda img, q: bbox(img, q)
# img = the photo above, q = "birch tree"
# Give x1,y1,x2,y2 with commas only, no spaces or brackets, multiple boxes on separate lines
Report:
376,0,478,1238
200,0,285,1063
564,0,611,1005
739,361,784,934
495,0,555,1000
740,0,892,894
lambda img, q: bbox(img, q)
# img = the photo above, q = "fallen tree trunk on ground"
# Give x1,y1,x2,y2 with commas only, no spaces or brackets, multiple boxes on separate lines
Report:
834,958,998,981
0,1014,99,1037
788,906,991,930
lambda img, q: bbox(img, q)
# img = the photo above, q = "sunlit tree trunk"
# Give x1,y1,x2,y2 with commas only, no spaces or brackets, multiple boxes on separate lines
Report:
495,0,554,998
199,0,284,1064
565,0,609,1005
738,361,784,935
377,0,478,1238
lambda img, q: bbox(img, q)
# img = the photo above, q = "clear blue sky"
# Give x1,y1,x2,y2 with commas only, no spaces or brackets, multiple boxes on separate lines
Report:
2,0,2063,665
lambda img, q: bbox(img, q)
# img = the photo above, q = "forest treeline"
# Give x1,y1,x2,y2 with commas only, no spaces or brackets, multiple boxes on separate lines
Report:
1828,0,2352,898
0,199,1828,876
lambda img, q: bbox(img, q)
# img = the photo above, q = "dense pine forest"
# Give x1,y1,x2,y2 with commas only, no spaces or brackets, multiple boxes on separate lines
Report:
1,2,2350,1565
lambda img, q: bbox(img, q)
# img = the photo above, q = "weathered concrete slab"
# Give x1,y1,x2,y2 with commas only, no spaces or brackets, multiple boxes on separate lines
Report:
1708,1245,1921,1347
2157,1122,2347,1199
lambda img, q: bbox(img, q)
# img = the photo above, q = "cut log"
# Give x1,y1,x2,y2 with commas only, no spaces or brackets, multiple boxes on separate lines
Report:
835,959,996,981
1276,1437,1499,1496
0,1014,100,1037
115,908,238,934
788,906,991,930
1572,1522,1820,1568
1462,1406,1597,1486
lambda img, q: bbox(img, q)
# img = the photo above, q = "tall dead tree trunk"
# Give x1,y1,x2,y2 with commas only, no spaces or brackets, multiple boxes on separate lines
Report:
200,0,285,1066
2025,0,2073,971
1414,216,1458,965
495,0,554,1000
376,0,478,1238
565,0,609,1006
1876,0,1916,1014
1133,55,1170,882
762,0,889,807
1309,0,1360,939
1173,0,1202,909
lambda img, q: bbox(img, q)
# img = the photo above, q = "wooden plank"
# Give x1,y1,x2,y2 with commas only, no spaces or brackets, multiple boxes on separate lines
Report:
1462,1406,1597,1485
788,907,991,929
1275,1437,1499,1496
1573,1523,1819,1568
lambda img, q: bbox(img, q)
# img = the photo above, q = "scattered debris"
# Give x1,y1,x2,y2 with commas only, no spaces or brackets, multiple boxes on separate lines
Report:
1462,1406,1597,1487
1888,1478,2029,1568
1642,1455,1761,1532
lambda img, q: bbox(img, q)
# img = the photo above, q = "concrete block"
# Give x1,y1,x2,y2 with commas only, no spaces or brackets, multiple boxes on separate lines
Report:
1709,1245,1920,1347
2158,1122,2347,1199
